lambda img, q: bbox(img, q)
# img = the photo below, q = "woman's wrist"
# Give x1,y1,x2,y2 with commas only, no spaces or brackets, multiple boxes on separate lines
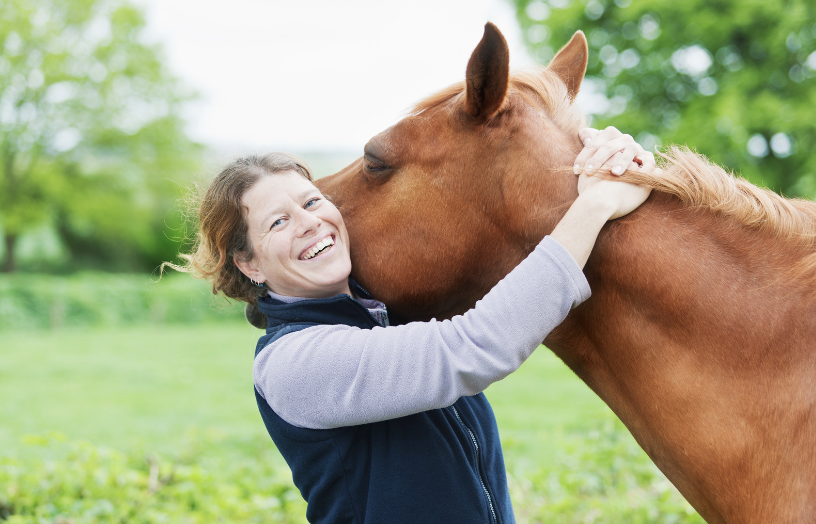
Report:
572,191,617,223
549,195,613,270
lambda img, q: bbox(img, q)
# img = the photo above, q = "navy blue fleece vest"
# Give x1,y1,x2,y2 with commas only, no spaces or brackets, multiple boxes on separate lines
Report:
254,281,514,524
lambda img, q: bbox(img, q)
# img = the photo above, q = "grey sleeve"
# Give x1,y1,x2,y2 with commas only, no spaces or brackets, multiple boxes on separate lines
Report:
253,235,591,429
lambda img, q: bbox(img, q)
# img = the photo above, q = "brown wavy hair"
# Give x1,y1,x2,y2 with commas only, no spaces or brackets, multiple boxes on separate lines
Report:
165,153,313,328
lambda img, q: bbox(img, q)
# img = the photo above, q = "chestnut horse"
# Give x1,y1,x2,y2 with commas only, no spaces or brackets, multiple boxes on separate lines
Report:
317,23,816,524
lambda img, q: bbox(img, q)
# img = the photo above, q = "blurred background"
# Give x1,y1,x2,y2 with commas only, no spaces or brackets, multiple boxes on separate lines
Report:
1,0,813,521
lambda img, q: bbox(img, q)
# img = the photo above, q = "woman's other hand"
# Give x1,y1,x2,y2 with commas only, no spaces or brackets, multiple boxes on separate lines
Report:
550,126,660,267
573,126,655,176
573,126,659,220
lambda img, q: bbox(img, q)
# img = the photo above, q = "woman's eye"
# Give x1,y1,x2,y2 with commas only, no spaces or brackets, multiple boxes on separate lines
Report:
304,197,320,209
271,218,285,229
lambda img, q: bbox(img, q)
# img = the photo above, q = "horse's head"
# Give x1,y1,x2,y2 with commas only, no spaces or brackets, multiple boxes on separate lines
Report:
318,24,589,321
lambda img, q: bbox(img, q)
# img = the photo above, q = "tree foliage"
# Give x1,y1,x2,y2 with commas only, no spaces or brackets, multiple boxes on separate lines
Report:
511,0,816,198
0,0,201,272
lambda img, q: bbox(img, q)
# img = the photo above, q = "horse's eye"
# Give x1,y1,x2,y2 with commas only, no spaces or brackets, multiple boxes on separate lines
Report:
363,153,389,174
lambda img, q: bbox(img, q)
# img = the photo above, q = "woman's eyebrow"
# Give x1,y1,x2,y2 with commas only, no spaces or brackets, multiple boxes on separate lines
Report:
259,202,289,229
259,209,280,230
297,187,321,201
259,188,321,229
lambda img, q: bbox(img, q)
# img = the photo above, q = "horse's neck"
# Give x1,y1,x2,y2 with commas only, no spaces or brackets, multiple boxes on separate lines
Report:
569,193,813,359
545,193,816,523
554,193,816,402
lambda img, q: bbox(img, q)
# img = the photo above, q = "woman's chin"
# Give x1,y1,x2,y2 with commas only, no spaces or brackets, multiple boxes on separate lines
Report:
305,268,352,297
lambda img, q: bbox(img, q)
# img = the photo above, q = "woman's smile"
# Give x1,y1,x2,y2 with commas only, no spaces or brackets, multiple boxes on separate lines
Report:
299,234,336,261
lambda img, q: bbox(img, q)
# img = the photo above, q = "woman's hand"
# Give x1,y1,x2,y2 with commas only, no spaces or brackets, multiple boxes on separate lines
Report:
573,126,658,220
573,126,654,176
550,127,660,267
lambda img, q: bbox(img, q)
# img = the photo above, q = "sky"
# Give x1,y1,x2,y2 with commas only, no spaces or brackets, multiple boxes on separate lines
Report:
136,0,537,155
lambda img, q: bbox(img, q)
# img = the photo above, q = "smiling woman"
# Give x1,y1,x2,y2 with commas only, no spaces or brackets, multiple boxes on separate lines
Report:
165,115,657,523
164,153,320,326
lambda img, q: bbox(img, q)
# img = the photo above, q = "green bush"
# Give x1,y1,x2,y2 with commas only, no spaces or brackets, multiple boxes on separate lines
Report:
1,417,702,523
0,433,307,524
508,417,704,523
0,272,246,330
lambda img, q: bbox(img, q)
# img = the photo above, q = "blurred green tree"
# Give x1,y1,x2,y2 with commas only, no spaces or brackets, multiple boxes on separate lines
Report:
511,0,816,198
0,0,201,272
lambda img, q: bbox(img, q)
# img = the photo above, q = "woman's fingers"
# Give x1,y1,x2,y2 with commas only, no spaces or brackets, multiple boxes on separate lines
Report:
575,126,661,177
574,127,603,172
578,127,600,147
583,136,641,175
598,142,645,175
574,126,636,175
627,160,661,176
635,150,656,171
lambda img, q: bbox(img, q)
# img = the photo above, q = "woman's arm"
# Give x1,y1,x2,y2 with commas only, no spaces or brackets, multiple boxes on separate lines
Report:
254,235,588,429
255,127,656,429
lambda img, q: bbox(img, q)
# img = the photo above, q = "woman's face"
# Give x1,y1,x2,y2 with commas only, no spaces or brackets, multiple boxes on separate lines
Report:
237,171,352,298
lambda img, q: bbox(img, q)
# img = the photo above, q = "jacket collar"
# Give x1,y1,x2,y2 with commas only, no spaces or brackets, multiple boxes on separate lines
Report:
257,279,380,332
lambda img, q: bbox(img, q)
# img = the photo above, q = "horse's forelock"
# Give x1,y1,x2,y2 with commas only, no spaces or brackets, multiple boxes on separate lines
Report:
508,69,586,133
409,81,466,116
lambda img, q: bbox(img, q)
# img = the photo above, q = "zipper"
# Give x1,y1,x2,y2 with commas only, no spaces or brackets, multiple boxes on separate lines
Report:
345,297,386,328
450,405,498,524
380,306,389,326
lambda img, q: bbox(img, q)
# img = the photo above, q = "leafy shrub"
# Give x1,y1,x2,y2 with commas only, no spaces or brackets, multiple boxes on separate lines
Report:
508,417,704,523
0,272,246,330
0,433,306,523
1,417,704,523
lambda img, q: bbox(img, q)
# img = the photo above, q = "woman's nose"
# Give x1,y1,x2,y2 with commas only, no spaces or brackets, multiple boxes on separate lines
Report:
294,208,322,236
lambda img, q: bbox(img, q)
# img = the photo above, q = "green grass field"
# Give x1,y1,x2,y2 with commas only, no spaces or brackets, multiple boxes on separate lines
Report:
0,324,701,523
0,324,609,462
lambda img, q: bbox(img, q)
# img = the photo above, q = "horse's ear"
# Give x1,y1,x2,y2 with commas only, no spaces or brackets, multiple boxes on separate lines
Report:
465,22,509,123
548,31,588,102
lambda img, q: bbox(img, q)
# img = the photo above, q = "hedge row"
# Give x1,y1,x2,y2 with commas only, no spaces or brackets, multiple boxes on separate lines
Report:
0,433,305,524
0,272,246,330
0,419,703,524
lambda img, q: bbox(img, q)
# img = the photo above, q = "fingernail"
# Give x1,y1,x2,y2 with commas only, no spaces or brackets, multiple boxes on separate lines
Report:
573,164,580,174
583,138,592,147
612,165,623,175
586,164,594,172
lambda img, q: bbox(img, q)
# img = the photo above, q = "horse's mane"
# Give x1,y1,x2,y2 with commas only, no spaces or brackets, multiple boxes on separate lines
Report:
621,147,816,280
411,68,816,280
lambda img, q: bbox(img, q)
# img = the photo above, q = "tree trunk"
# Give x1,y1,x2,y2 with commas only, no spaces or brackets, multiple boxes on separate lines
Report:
1,149,17,272
2,233,16,273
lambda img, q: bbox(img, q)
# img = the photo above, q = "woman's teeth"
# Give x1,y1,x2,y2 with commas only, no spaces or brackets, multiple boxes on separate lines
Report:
303,237,334,260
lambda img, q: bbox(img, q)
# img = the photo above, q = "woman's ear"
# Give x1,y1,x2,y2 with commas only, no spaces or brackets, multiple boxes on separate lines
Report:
233,253,262,283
